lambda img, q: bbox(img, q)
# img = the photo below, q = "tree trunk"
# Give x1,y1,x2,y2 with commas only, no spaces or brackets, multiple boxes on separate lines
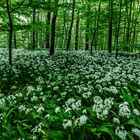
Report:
125,1,132,52
32,7,36,49
50,0,59,55
108,0,113,53
85,2,91,50
66,0,76,51
115,0,122,57
6,0,13,65
91,1,101,53
75,12,79,50
14,32,17,49
45,0,51,48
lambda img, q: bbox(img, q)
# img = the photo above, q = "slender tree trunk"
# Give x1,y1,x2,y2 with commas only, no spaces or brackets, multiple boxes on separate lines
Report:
85,21,89,50
108,0,113,53
45,0,51,48
115,0,122,57
6,0,13,65
126,1,132,52
14,32,17,49
75,12,79,50
50,0,59,55
85,2,90,50
62,0,66,48
32,7,36,49
66,0,76,51
91,1,101,53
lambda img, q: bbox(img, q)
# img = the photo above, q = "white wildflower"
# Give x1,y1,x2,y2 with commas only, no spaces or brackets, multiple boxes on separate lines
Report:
82,91,92,99
0,98,5,108
62,119,72,129
132,128,140,137
31,96,38,102
93,96,103,104
83,109,87,114
75,115,88,126
119,102,131,118
37,104,45,113
19,105,26,112
133,109,140,116
55,107,61,113
27,86,34,93
113,117,120,124
53,86,59,91
65,107,71,113
61,92,67,97
115,126,127,140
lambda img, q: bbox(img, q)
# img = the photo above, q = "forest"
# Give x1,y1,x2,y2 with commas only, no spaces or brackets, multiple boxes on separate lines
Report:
0,0,140,140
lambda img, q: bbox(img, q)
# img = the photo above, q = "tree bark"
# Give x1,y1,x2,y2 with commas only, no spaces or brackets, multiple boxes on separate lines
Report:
14,32,17,49
91,1,101,51
66,0,76,51
85,2,91,50
75,12,79,50
50,0,59,55
115,0,122,57
45,0,51,48
108,0,113,53
32,7,36,49
6,0,13,65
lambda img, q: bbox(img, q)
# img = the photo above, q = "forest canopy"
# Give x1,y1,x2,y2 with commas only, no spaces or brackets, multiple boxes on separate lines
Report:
0,0,140,57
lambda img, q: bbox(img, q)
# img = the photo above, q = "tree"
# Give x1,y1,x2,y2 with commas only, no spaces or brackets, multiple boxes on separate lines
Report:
75,11,79,50
6,0,13,65
107,0,113,53
50,0,59,55
45,0,51,48
66,0,76,51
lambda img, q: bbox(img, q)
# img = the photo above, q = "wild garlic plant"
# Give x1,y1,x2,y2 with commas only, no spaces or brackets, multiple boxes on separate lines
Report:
0,48,140,139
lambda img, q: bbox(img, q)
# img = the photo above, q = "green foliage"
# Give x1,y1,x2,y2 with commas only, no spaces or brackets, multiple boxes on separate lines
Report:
0,49,140,139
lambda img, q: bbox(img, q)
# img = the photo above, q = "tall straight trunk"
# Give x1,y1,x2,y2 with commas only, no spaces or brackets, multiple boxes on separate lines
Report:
90,24,96,54
115,0,122,57
36,10,39,48
66,0,76,51
61,0,66,48
85,2,91,50
131,18,137,45
91,1,101,52
75,12,79,50
85,20,89,50
45,0,51,48
14,32,17,49
6,0,13,65
50,0,59,55
32,7,36,49
126,1,132,51
108,0,113,53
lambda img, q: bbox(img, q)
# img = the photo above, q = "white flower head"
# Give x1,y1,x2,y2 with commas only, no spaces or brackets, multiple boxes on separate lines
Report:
75,115,88,126
115,126,127,140
113,117,120,124
133,109,140,116
132,128,140,137
55,107,61,113
62,119,72,129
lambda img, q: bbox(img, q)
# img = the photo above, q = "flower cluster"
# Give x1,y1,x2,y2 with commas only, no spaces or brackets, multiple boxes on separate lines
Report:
0,49,140,139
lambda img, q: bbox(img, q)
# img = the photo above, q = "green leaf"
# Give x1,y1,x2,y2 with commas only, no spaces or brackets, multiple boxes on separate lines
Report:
90,128,97,134
97,125,116,140
127,118,140,128
47,130,64,140
17,123,26,138
121,89,135,103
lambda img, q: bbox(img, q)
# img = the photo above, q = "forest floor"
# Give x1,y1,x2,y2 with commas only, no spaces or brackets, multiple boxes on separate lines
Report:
0,48,140,140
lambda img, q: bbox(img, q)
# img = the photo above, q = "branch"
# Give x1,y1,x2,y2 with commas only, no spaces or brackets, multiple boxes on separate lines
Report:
10,0,25,13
